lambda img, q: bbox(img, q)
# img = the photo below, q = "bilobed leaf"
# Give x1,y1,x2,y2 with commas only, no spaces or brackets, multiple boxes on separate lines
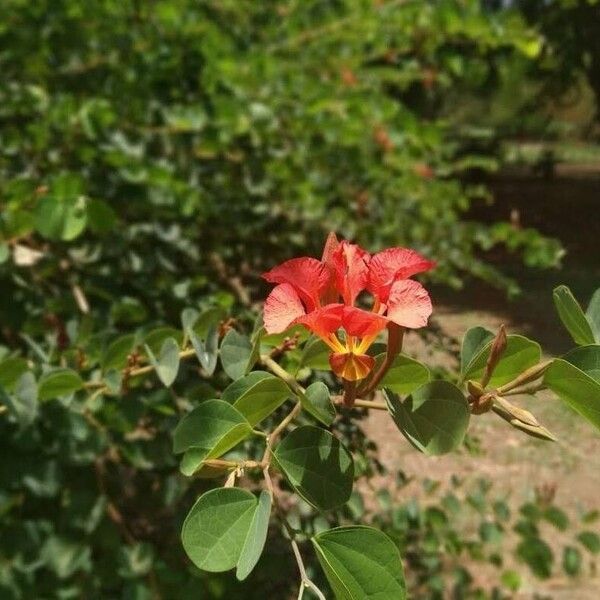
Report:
273,425,353,511
312,526,406,600
173,400,253,474
379,354,431,395
462,335,541,387
181,488,257,572
190,326,219,375
0,357,29,390
221,371,290,425
143,327,184,354
461,327,494,375
102,334,135,371
586,288,600,343
299,381,335,426
38,369,83,401
553,285,595,346
384,382,469,455
544,347,600,431
180,307,199,332
299,337,331,371
220,329,255,380
144,338,180,387
35,196,88,241
11,372,38,426
236,490,271,581
193,307,226,338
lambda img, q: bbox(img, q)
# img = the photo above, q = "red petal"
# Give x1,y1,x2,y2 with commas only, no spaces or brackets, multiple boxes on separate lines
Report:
368,247,435,302
297,304,344,339
263,283,306,334
320,232,341,304
341,306,388,339
263,257,329,310
386,279,432,329
321,231,340,265
332,241,370,305
329,352,375,381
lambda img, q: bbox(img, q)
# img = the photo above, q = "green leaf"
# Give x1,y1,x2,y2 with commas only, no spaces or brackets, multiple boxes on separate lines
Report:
38,369,83,401
312,526,406,600
143,327,183,354
563,345,600,382
299,381,335,426
144,338,180,387
0,357,29,390
516,536,553,579
236,490,271,581
86,199,117,235
274,425,354,511
189,326,219,376
586,289,600,343
577,531,600,554
180,307,199,332
384,382,469,455
9,372,38,426
220,329,255,380
461,327,494,375
102,334,135,371
380,354,431,395
300,337,331,371
221,371,290,426
181,488,257,572
173,400,253,474
543,351,600,431
563,546,582,577
35,196,88,241
553,285,595,346
462,335,541,387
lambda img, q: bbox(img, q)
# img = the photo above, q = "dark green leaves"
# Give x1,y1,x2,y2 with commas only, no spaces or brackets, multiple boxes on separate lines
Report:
38,369,83,401
222,371,290,426
274,426,354,511
144,338,180,387
173,400,253,475
220,330,256,380
380,354,431,395
553,285,596,346
312,526,406,600
182,488,269,574
299,381,335,426
462,334,541,387
384,381,469,455
544,345,600,431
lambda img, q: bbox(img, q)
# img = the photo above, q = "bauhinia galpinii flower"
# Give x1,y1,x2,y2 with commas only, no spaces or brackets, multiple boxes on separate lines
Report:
262,233,435,404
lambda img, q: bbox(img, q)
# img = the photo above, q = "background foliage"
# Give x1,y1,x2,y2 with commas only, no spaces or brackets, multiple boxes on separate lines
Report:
0,1,597,598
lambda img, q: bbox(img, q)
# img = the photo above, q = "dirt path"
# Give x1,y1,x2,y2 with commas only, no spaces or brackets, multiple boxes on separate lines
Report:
362,302,600,598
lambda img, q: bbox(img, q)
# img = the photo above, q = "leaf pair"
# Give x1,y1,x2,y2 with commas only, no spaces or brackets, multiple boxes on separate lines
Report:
181,487,271,581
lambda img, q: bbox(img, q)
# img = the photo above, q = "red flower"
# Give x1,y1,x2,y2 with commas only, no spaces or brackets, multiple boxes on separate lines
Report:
263,234,435,381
